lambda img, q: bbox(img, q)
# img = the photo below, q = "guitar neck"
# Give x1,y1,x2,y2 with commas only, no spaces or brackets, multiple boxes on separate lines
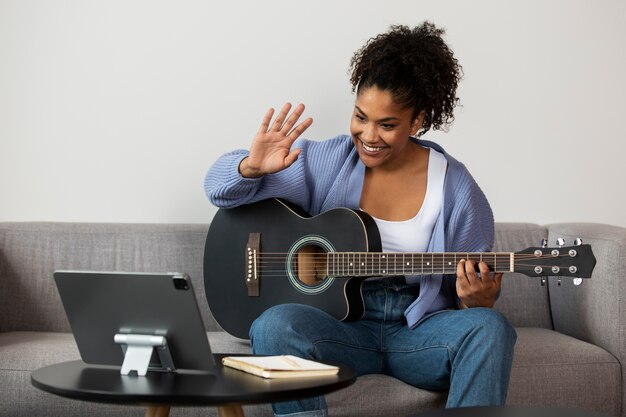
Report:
327,252,513,277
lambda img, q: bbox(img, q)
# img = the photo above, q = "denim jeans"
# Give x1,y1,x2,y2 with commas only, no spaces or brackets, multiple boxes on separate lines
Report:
249,278,517,417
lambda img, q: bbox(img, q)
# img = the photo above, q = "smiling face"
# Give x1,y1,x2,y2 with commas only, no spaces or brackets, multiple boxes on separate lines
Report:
350,86,424,170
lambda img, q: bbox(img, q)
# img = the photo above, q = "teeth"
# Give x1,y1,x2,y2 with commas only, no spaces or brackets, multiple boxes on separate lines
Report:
362,142,384,152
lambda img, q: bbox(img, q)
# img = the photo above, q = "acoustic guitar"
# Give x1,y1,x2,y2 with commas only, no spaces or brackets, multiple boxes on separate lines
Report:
203,198,596,339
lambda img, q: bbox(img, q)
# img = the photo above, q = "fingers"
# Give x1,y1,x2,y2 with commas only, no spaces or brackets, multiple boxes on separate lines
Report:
493,272,503,288
456,259,501,309
458,259,495,281
456,260,469,298
260,103,312,138
477,260,491,278
270,103,294,132
257,107,275,134
456,259,470,285
280,103,313,139
284,148,302,167
288,116,313,139
457,259,481,285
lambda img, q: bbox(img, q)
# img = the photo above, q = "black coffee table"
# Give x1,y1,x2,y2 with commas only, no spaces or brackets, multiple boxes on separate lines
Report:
31,354,356,417
412,405,611,417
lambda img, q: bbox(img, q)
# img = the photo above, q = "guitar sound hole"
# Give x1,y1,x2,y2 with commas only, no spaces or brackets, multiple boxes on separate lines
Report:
294,244,328,287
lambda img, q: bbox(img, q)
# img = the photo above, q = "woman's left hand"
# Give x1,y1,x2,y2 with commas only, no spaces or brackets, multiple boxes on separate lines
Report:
456,259,503,308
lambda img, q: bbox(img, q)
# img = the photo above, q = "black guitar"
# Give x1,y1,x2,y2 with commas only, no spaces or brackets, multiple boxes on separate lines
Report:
204,198,596,339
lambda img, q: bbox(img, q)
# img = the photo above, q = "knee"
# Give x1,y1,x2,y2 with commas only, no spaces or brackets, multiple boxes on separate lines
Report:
250,304,297,337
250,304,314,333
466,308,517,349
249,304,321,354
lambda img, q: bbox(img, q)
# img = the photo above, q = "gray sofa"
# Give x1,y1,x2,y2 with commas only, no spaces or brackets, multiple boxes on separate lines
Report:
0,221,624,417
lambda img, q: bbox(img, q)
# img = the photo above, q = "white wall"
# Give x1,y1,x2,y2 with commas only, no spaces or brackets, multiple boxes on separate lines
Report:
1,0,625,227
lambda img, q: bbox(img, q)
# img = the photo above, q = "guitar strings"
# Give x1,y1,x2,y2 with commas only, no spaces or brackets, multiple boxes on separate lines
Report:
242,252,578,277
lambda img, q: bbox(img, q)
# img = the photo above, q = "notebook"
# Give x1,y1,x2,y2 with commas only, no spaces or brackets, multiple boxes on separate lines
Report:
222,355,339,379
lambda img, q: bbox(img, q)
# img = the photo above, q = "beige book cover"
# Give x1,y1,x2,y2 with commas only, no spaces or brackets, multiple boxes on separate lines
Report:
222,355,340,379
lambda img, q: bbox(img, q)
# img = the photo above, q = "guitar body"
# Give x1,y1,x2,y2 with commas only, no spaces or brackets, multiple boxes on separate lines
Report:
204,199,382,339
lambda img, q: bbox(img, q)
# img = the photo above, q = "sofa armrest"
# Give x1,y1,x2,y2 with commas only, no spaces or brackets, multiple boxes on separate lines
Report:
547,223,626,360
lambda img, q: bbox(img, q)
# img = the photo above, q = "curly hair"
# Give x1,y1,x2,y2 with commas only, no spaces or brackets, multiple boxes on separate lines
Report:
349,22,462,136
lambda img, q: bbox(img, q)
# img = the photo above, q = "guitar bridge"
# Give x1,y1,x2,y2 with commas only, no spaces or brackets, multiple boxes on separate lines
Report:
246,233,260,297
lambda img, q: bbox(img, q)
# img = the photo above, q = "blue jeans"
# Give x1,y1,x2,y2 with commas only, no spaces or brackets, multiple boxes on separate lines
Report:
249,278,517,417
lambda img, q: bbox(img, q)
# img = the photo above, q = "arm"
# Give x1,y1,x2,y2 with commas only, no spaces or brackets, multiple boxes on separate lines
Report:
204,103,313,208
443,162,501,308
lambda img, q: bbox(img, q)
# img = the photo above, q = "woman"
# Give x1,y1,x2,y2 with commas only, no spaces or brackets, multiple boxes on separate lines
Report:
205,22,516,417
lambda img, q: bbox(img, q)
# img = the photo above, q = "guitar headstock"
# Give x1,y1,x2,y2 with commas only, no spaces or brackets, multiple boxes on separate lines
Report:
514,239,596,285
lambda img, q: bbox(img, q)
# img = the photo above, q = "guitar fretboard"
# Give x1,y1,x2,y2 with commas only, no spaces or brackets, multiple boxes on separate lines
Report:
327,252,513,277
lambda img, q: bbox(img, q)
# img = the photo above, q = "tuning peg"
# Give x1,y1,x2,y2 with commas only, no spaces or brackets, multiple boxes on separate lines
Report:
572,240,584,285
541,239,548,248
557,238,565,247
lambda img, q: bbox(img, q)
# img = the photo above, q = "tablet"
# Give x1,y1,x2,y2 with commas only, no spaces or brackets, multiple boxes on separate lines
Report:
53,271,215,374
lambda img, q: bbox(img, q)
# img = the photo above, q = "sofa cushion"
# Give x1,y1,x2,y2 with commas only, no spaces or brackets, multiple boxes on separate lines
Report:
507,327,620,416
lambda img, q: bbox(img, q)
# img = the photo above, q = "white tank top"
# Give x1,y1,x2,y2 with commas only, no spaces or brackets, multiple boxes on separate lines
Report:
369,148,447,253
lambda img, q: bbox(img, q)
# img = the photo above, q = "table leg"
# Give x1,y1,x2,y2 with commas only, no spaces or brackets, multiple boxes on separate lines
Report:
145,405,170,417
144,404,243,417
218,404,245,417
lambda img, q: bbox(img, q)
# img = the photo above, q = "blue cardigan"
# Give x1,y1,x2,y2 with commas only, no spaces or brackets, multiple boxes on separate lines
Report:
205,135,495,328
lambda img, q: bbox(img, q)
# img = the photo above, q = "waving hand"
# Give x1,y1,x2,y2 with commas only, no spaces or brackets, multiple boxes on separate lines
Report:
239,103,313,178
